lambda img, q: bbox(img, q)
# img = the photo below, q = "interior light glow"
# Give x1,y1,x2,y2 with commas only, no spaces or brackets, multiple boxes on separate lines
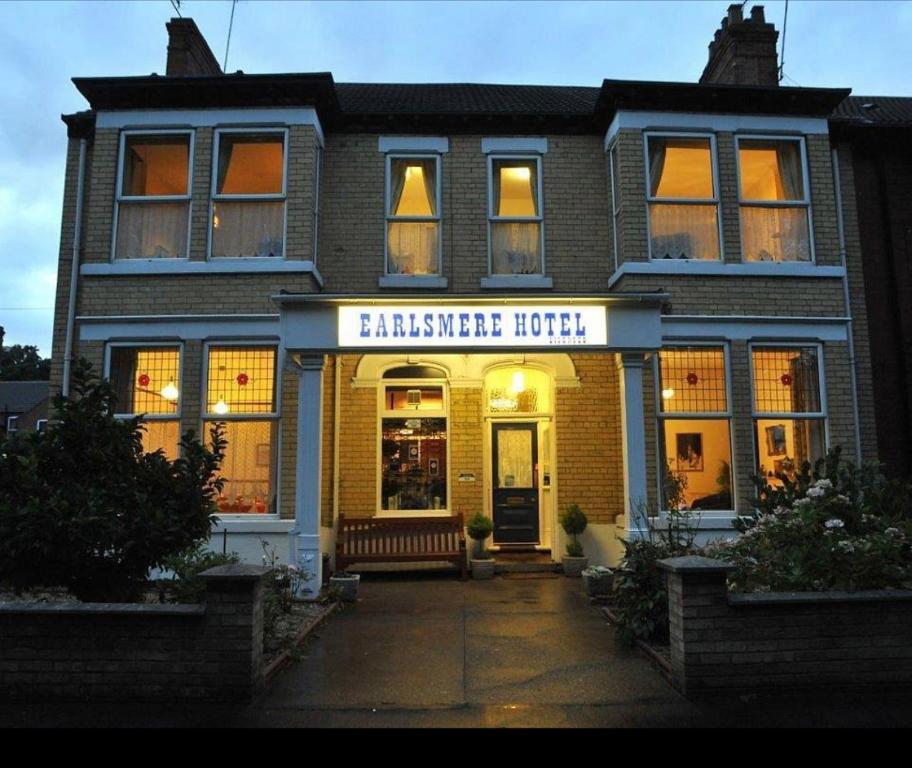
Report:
213,396,230,415
662,387,675,400
160,381,180,402
510,370,525,394
505,166,531,182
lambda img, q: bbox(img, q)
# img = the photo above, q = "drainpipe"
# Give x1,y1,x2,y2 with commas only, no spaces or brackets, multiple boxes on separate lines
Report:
62,138,87,398
831,147,863,465
332,354,342,526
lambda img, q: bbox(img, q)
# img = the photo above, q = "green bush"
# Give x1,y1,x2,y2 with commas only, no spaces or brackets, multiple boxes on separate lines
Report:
0,360,225,602
466,512,494,559
161,546,240,603
559,503,588,556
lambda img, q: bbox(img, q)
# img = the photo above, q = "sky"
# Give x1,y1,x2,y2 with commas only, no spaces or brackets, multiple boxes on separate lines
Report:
1,0,910,357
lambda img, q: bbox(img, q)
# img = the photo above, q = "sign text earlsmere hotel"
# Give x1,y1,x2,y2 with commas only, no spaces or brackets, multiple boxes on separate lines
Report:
338,305,608,348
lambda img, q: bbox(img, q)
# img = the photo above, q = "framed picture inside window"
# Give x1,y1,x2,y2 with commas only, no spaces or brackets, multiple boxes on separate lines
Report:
765,424,788,456
676,433,704,472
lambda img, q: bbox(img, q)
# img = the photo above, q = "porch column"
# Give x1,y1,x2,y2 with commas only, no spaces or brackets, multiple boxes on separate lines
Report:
616,352,649,538
289,353,324,598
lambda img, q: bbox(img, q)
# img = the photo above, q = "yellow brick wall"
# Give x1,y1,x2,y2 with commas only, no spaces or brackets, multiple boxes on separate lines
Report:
448,387,485,520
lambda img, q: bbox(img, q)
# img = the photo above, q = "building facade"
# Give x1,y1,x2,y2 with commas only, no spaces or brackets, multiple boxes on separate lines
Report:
51,9,879,596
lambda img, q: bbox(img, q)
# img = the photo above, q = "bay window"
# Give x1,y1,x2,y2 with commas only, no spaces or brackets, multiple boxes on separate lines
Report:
115,132,192,259
488,156,544,275
108,344,181,459
386,155,441,275
646,134,721,261
751,345,826,483
210,130,286,258
204,345,278,514
657,346,733,511
737,137,812,262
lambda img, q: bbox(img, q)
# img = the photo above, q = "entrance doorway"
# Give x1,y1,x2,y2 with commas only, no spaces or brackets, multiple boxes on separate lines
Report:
491,422,540,544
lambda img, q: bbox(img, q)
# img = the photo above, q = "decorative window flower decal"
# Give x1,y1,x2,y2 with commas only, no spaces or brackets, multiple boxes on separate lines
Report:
236,373,249,386
137,373,150,387
781,373,792,386
686,372,699,386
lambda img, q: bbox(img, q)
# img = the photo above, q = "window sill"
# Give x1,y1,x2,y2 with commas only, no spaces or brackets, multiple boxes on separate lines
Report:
82,258,324,284
608,261,845,287
378,275,448,289
480,275,553,290
210,517,293,534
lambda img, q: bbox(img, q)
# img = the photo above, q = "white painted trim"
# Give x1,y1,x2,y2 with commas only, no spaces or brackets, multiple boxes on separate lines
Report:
80,316,280,342
603,110,829,150
616,353,649,534
378,275,448,289
480,275,553,290
481,137,548,154
378,136,449,153
81,259,322,276
607,260,845,287
211,519,294,534
661,316,849,342
97,108,325,147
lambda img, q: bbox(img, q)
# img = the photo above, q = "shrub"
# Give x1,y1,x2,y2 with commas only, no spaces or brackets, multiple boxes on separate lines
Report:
161,546,241,603
260,540,309,651
466,512,494,558
0,360,225,602
559,503,588,557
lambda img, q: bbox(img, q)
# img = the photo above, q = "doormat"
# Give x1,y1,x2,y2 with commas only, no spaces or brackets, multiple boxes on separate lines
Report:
500,572,561,580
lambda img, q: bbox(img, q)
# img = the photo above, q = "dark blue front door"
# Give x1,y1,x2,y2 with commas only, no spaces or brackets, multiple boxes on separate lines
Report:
492,422,539,544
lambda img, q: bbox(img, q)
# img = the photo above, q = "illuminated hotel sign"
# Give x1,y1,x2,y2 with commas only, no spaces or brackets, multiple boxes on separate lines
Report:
338,305,608,348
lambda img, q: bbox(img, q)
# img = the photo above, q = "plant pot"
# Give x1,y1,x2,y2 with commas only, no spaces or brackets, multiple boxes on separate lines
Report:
471,558,495,580
561,555,588,577
582,569,614,596
329,573,360,602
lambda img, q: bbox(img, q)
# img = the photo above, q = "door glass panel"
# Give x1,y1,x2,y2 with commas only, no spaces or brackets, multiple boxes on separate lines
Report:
497,429,533,489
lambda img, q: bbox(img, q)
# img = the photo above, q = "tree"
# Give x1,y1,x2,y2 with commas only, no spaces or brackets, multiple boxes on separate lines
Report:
0,359,225,601
0,344,50,381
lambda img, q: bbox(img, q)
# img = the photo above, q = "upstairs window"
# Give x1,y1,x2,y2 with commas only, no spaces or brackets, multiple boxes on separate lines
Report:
737,137,812,262
646,134,721,261
115,132,192,259
5,416,18,435
386,156,441,276
489,156,544,275
211,130,286,258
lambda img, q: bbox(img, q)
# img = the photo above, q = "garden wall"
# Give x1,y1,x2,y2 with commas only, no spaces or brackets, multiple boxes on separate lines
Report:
658,556,912,697
0,565,267,702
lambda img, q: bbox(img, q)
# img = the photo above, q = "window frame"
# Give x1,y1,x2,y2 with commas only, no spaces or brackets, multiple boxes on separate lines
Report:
111,128,195,262
734,133,815,263
643,131,724,262
208,127,289,261
376,373,451,518
486,153,546,277
35,419,47,434
653,341,736,516
608,139,621,272
383,152,443,277
748,341,829,476
200,340,282,519
6,415,18,435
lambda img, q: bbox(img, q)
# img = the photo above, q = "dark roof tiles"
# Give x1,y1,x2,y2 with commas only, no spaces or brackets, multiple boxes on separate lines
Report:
0,382,49,414
831,95,912,127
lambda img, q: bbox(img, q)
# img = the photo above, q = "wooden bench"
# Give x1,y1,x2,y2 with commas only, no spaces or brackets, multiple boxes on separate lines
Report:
335,513,467,580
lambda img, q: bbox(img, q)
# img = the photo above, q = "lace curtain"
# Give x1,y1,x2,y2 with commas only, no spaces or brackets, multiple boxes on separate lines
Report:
211,201,285,258
649,204,720,260
116,202,188,259
491,222,542,274
741,206,810,261
387,221,439,274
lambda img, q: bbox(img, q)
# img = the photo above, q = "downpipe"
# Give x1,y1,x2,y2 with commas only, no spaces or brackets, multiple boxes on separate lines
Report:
61,138,87,398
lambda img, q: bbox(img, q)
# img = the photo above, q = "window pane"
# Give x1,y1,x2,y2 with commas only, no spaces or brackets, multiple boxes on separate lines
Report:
485,367,550,413
389,159,437,216
752,347,821,413
211,200,284,258
216,133,284,195
381,417,447,511
493,160,538,217
491,222,541,274
122,135,189,197
208,420,276,513
661,418,732,510
648,137,714,199
385,386,444,412
659,347,727,413
387,221,439,275
755,418,826,483
741,206,810,262
140,420,180,461
207,347,276,415
110,347,180,415
649,203,720,260
738,140,804,201
116,201,188,259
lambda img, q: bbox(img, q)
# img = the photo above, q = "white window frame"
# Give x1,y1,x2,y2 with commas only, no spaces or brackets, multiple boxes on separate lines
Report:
200,340,282,519
748,341,829,476
653,341,736,516
208,127,289,260
608,139,621,272
35,419,47,434
376,374,451,518
735,134,815,263
487,153,546,277
384,153,443,277
112,129,195,262
643,131,723,262
6,415,18,435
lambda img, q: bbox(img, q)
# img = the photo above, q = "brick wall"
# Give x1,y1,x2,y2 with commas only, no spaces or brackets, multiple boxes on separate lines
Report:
659,556,912,697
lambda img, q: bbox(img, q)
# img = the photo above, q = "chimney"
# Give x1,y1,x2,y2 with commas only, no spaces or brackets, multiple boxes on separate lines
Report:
700,4,780,86
165,18,223,77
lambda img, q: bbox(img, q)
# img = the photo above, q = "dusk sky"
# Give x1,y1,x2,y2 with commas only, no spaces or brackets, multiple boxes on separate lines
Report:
2,0,910,356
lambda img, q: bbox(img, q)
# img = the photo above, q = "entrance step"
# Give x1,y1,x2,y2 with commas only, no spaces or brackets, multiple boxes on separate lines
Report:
493,551,561,574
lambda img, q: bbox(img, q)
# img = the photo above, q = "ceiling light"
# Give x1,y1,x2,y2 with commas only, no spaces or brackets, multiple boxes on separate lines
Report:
213,396,230,415
160,381,179,401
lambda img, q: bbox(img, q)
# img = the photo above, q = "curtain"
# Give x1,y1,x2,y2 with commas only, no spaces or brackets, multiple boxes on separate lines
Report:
527,161,539,216
775,142,803,200
492,164,502,216
109,349,137,413
387,222,439,274
216,140,235,194
419,159,437,216
648,139,667,197
741,206,810,262
211,201,285,257
116,202,188,259
389,160,408,215
491,222,541,274
649,203,719,259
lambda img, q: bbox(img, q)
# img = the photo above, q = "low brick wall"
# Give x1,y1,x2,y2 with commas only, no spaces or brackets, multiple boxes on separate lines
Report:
658,556,912,697
0,564,268,702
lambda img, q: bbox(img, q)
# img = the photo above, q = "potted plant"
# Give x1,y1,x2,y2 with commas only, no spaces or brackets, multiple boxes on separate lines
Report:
328,569,360,602
559,503,588,577
466,512,495,580
581,565,614,597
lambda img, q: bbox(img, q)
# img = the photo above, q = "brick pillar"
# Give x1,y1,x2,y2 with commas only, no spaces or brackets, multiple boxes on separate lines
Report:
657,556,734,696
199,564,270,702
